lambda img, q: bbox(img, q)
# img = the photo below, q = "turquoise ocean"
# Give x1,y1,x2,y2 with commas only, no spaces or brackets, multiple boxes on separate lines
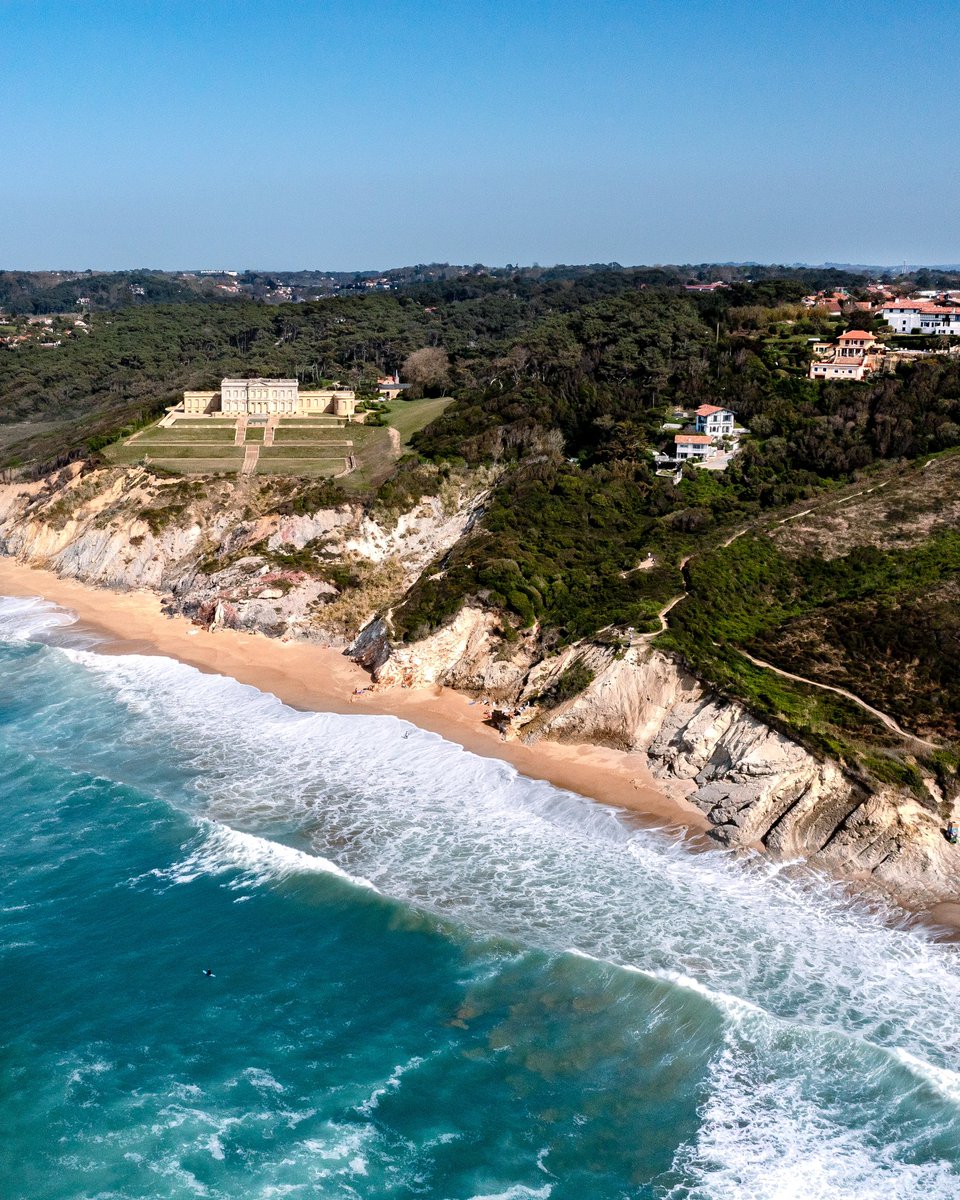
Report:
4,594,960,1199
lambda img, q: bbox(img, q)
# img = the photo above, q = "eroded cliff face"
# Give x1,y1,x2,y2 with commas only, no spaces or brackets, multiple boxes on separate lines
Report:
354,609,958,908
0,464,487,644
1,463,955,909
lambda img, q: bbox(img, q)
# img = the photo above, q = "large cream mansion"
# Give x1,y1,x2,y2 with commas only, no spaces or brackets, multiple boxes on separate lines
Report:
183,377,357,418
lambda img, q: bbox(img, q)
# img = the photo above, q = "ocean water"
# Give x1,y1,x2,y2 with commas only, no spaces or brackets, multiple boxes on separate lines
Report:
3,597,960,1199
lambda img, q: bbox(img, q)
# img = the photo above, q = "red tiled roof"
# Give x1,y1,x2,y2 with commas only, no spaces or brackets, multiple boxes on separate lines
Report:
838,330,872,339
695,404,726,415
882,300,960,315
675,434,713,444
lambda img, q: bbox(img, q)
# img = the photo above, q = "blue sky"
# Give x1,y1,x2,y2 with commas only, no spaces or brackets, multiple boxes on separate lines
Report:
1,0,956,269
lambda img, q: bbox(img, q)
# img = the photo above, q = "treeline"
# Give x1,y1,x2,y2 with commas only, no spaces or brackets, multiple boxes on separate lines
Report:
3,261,921,317
0,270,234,314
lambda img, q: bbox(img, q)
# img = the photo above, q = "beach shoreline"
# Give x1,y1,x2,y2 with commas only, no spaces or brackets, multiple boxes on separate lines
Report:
5,553,960,939
0,555,709,839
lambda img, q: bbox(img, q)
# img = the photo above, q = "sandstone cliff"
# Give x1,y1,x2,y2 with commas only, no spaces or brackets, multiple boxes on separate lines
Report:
1,463,956,911
352,606,959,910
0,464,487,644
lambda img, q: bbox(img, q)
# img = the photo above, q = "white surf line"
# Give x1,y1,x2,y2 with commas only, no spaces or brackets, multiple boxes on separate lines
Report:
738,648,939,748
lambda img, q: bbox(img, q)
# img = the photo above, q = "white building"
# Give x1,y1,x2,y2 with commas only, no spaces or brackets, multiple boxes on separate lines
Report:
183,377,357,418
694,405,735,436
810,358,871,381
879,299,960,335
221,378,299,414
674,434,716,461
808,331,882,381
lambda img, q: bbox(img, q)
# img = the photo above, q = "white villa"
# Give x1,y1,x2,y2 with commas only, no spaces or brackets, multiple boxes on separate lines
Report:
183,377,357,418
694,405,735,436
656,403,743,470
674,433,716,461
809,330,882,381
879,299,960,336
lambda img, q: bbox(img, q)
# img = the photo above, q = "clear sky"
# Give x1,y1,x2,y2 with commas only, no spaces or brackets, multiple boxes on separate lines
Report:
1,0,956,270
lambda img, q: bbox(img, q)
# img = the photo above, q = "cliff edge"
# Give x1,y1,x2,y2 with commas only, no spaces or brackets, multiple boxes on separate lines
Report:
1,464,956,912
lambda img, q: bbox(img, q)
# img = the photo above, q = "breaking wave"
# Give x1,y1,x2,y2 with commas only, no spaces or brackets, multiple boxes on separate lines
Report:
6,594,960,1195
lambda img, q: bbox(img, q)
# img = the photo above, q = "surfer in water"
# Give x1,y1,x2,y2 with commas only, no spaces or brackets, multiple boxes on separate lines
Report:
203,968,215,977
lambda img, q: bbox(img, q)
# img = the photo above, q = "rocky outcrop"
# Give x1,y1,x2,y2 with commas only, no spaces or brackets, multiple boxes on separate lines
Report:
2,462,956,910
352,614,959,909
0,465,487,645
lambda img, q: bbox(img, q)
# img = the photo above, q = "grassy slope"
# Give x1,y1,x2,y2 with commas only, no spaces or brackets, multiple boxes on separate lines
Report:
655,454,960,797
381,396,454,447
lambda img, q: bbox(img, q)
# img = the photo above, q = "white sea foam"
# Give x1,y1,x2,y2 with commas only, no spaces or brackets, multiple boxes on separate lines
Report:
465,1186,552,1200
355,1054,426,1115
668,1024,960,1200
141,821,378,894
9,604,960,1191
203,1133,225,1162
894,1049,960,1106
0,594,76,641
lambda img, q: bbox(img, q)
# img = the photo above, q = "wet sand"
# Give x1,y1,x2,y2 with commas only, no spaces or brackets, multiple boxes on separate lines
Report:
0,556,709,837
6,555,959,937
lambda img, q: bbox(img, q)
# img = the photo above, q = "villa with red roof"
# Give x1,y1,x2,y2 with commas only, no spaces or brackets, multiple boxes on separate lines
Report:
694,404,735,436
809,330,884,381
674,433,716,461
879,299,960,335
657,404,743,471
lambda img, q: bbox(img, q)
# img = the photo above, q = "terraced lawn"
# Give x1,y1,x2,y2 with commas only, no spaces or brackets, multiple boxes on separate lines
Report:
255,458,346,477
131,424,238,443
108,442,246,463
146,457,247,475
101,399,451,486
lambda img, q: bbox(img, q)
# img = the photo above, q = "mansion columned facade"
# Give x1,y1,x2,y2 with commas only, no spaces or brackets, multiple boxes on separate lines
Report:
183,378,357,418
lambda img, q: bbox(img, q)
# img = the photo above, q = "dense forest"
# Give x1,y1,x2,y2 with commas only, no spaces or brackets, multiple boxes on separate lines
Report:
0,260,909,315
3,264,960,779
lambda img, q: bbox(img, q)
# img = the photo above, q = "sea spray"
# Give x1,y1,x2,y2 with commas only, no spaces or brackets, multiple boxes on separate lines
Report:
4,594,960,1198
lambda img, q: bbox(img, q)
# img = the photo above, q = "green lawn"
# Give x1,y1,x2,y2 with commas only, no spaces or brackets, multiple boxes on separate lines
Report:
130,426,238,444
271,426,355,445
99,408,435,489
146,457,245,475
110,442,245,462
382,396,454,447
255,460,344,477
259,445,348,460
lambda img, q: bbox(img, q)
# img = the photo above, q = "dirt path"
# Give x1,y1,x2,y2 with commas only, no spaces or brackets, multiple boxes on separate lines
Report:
643,591,686,637
636,555,692,641
241,445,259,474
650,513,938,749
738,648,939,748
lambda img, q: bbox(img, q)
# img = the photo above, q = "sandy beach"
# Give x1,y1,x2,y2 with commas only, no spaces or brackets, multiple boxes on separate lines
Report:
0,556,710,837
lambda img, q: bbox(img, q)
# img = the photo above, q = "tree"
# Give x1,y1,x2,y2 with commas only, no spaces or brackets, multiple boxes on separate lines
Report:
401,347,451,394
